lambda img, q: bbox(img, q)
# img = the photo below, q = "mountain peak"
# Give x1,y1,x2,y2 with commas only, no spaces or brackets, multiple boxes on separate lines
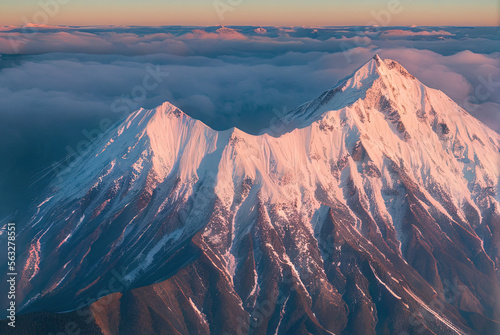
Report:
137,100,185,121
351,54,416,83
344,55,386,89
347,54,417,86
157,101,183,115
371,53,383,68
274,55,397,132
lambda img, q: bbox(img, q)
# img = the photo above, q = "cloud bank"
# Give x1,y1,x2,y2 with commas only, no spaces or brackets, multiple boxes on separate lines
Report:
0,25,499,216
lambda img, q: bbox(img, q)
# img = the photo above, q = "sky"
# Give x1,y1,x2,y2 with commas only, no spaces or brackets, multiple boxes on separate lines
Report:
0,0,499,26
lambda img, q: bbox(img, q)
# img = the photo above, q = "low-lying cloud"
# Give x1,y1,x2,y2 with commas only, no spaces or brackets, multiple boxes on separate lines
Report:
0,25,499,216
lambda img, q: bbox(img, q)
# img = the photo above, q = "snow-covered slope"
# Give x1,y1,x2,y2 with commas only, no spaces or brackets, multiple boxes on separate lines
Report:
5,55,500,335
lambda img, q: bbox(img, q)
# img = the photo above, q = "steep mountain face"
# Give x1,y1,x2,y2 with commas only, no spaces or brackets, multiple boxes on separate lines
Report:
3,55,500,335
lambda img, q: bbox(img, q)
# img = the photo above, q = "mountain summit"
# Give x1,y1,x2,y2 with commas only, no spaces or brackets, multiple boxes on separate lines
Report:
4,56,500,335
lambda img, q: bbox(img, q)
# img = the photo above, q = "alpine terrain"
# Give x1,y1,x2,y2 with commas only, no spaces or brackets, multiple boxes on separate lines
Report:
2,55,500,335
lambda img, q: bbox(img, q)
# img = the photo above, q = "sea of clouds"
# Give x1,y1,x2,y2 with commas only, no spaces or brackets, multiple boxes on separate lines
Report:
0,25,499,215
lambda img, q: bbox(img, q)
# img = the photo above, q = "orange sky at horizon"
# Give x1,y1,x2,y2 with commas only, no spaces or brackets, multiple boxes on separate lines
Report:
1,0,499,27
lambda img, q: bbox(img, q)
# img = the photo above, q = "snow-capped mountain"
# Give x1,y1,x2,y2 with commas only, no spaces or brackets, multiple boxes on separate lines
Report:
3,55,500,335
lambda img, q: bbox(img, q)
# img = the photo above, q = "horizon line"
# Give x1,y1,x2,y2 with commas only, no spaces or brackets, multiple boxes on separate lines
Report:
3,24,499,28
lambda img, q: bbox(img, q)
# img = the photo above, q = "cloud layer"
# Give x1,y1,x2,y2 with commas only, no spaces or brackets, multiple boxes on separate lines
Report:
0,25,499,216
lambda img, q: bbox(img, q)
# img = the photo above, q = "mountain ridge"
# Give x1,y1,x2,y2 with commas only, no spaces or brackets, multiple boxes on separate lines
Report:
2,55,500,335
